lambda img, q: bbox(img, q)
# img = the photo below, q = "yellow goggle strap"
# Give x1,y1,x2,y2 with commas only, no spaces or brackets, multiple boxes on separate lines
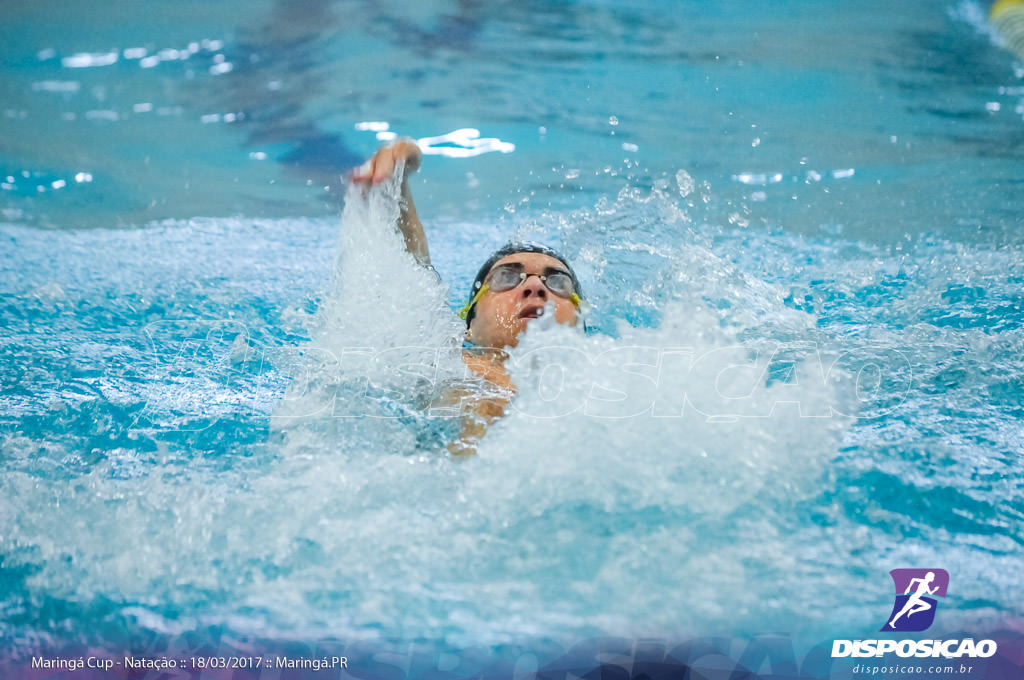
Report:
458,283,490,321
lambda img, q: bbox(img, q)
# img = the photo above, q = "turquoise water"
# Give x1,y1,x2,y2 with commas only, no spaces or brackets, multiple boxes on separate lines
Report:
1,0,1023,661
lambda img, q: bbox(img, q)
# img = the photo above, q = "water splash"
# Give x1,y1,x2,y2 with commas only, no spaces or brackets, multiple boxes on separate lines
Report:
1,181,1022,648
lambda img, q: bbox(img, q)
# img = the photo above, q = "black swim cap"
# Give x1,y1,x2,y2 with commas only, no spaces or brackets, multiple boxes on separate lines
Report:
463,242,582,326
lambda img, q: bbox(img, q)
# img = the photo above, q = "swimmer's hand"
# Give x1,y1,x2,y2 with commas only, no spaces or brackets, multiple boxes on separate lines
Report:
351,139,422,185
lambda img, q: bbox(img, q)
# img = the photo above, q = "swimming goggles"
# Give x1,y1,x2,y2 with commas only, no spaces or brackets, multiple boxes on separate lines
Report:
458,263,582,320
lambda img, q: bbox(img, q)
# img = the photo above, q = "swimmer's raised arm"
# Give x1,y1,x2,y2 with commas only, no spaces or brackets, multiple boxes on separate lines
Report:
351,140,429,265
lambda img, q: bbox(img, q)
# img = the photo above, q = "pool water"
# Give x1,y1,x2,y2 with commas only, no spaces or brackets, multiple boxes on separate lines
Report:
1,0,1023,661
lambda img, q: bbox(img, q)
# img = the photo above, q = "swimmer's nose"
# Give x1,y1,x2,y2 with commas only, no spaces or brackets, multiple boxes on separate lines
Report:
520,276,547,300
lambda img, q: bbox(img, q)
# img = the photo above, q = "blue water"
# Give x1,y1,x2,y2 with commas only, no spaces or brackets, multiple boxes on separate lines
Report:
1,0,1023,659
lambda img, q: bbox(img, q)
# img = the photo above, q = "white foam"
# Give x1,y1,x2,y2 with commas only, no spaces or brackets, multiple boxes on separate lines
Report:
3,187,1020,644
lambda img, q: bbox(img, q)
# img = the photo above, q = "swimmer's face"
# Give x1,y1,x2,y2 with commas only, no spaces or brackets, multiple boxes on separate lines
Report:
466,252,579,349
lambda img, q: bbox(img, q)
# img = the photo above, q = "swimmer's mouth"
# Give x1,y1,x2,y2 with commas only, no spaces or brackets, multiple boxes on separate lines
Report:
519,306,545,319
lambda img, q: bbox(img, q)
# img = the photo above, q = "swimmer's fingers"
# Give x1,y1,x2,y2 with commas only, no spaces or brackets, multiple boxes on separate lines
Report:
350,154,391,185
351,140,422,185
398,140,422,174
382,140,422,181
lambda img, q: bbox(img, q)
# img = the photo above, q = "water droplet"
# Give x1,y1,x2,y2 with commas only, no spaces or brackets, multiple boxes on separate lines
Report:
676,169,695,197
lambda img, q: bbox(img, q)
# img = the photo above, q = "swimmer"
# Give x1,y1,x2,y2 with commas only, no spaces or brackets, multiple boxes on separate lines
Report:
351,139,584,453
887,571,938,629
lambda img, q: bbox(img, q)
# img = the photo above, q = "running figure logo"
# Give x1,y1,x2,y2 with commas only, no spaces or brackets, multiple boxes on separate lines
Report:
882,569,949,632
